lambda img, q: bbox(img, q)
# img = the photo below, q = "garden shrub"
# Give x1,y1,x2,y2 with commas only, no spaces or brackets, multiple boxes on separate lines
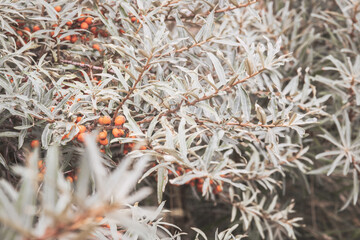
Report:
0,0,359,239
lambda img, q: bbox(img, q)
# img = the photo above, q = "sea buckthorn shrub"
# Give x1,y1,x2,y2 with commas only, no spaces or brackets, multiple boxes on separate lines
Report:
0,0,359,239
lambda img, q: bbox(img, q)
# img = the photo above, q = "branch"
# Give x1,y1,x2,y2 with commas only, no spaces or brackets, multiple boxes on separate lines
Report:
138,68,266,124
112,55,153,122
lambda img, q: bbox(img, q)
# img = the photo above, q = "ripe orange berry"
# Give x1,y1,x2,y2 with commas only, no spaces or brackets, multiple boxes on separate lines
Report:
77,133,85,142
114,115,126,126
16,19,25,26
90,26,97,34
92,43,101,51
102,116,111,125
77,125,86,133
80,22,89,29
139,145,147,150
70,35,78,43
23,27,31,32
100,30,109,37
99,116,111,125
130,16,137,22
98,117,104,125
100,148,105,153
98,131,107,140
16,30,23,36
54,6,62,12
33,25,40,32
31,140,40,148
99,138,108,146
66,176,73,182
38,160,44,169
64,35,71,41
119,29,125,34
85,17,93,25
66,21,73,26
75,116,82,123
214,185,223,193
112,128,124,138
78,14,85,22
50,106,55,112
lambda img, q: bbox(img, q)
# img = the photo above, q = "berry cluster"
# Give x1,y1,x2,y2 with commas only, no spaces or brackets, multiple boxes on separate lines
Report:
9,5,141,51
150,165,224,195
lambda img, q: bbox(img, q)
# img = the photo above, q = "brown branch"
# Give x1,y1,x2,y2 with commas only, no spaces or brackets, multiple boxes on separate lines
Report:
60,59,115,73
112,55,154,122
138,68,266,124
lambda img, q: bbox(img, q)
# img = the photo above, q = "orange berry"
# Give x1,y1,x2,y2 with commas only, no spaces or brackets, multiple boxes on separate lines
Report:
77,133,85,143
85,17,93,25
16,19,25,26
130,16,136,22
31,140,40,148
23,27,31,32
114,115,126,126
90,26,97,34
66,176,74,182
70,35,78,43
119,29,125,34
78,14,86,22
100,149,105,153
98,131,107,140
102,116,111,125
123,149,128,155
100,30,109,37
77,125,86,133
75,116,82,123
66,21,73,26
99,138,108,146
80,22,89,29
64,35,71,41
92,43,101,51
16,30,23,36
98,117,104,125
118,128,125,137
214,185,223,193
139,145,147,150
112,128,124,138
33,25,40,32
54,6,62,12
38,160,44,169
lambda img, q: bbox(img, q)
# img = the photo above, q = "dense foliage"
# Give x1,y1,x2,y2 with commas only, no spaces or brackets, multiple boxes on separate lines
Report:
0,0,359,239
